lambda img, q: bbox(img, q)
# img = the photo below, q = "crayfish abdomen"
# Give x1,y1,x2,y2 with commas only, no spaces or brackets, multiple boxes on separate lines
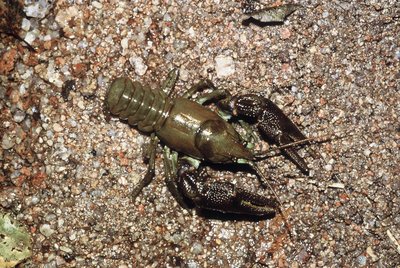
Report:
106,77,173,133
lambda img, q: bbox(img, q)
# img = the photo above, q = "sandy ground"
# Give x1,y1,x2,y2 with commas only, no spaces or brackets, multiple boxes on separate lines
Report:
1,0,399,267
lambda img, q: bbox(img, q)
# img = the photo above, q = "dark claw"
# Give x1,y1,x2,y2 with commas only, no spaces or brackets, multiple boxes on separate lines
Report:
257,97,309,175
203,182,277,216
219,94,310,175
177,162,277,216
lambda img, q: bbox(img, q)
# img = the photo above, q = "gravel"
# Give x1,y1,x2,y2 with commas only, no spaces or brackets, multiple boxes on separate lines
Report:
0,0,399,267
215,55,236,78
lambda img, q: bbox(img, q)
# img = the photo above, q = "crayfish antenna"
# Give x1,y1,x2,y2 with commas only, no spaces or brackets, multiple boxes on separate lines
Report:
253,133,339,160
248,161,293,241
254,137,314,160
254,132,348,179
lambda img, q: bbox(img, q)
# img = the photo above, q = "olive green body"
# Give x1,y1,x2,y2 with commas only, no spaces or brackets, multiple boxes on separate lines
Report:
157,98,253,163
106,77,253,164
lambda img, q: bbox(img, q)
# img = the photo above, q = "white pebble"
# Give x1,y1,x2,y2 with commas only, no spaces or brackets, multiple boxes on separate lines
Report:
363,149,371,157
118,177,128,185
53,123,63,132
328,182,345,189
69,231,77,241
77,100,85,110
187,27,196,38
129,56,148,76
324,164,333,171
180,69,189,82
395,50,400,60
58,219,64,227
60,246,73,253
24,31,36,45
92,1,103,9
121,38,129,55
2,134,14,150
215,55,235,78
121,38,129,50
191,242,203,254
13,110,26,123
31,196,40,205
24,0,51,18
39,224,55,237
21,18,31,31
56,256,66,266
68,119,77,127
239,33,247,43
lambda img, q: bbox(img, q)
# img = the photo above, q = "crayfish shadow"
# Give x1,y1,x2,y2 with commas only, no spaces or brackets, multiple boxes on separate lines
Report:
205,162,255,175
242,18,284,27
196,209,276,222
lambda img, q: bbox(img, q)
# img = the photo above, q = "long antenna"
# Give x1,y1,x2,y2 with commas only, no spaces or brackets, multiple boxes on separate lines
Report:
248,161,292,239
253,133,347,160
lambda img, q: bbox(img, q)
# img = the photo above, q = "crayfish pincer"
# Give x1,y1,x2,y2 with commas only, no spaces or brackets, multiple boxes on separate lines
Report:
105,69,310,217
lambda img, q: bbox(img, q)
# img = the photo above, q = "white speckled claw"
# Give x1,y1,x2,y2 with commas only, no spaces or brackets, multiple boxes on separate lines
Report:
218,94,310,175
176,161,277,216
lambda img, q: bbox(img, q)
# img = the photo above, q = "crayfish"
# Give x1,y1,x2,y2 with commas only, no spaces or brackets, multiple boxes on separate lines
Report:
105,69,310,216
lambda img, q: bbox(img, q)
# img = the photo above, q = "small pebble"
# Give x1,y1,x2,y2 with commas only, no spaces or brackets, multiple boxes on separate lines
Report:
92,1,103,9
21,18,31,31
31,196,40,205
39,224,55,237
121,38,128,49
77,100,85,110
280,28,291,39
2,133,14,150
69,231,77,241
328,182,345,189
363,149,371,157
56,256,66,266
24,0,52,18
215,55,235,78
129,56,148,76
187,261,200,268
24,31,37,45
45,213,57,222
357,255,367,266
395,49,400,60
60,246,73,254
79,79,97,96
121,38,129,55
0,49,17,75
68,119,77,127
171,233,182,244
53,123,63,132
191,242,203,254
187,27,196,38
13,110,26,123
21,118,32,132
324,164,333,171
44,260,57,268
180,69,189,81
